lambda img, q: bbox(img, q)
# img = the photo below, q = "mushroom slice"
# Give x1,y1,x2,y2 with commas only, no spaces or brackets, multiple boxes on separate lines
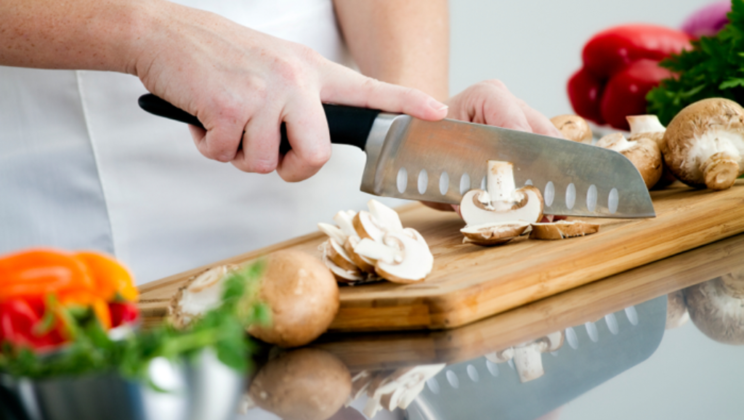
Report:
326,238,361,273
597,132,663,189
485,347,515,363
460,161,544,226
344,236,376,273
460,221,530,246
684,273,744,344
529,220,600,240
169,265,236,328
348,370,375,404
364,364,446,417
317,223,347,247
320,242,365,283
664,98,744,190
333,211,358,238
368,199,403,231
550,114,593,143
353,211,387,242
355,232,433,284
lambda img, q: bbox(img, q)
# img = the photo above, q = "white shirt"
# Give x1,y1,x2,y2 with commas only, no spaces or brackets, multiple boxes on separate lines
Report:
0,0,403,284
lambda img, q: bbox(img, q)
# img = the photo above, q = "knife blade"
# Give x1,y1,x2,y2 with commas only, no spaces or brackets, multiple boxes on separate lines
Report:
138,95,655,218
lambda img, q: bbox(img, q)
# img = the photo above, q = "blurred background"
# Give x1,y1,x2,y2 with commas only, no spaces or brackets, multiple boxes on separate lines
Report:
449,0,712,116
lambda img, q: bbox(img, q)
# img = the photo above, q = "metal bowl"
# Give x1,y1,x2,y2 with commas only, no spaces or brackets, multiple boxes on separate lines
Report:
0,350,244,420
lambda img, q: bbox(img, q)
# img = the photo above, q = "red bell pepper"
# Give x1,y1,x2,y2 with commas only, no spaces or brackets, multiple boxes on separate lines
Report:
0,298,65,350
109,302,140,328
568,24,691,130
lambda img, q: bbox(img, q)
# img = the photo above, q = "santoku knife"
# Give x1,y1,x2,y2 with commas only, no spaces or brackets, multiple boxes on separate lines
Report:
138,94,655,218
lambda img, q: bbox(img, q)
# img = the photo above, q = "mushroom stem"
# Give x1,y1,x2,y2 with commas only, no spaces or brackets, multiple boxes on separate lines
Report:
627,115,666,134
598,133,633,152
487,161,517,203
701,151,741,191
513,342,545,383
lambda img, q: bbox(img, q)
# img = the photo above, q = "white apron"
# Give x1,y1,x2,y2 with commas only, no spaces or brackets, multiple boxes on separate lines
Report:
0,0,404,284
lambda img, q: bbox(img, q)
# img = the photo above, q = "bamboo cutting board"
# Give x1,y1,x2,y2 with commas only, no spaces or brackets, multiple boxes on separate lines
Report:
138,181,744,332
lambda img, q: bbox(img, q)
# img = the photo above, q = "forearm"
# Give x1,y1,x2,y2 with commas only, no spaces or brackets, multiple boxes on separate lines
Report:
333,0,449,102
0,0,160,73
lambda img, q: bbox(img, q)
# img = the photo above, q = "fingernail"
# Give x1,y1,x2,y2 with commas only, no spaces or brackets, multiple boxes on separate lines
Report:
428,99,449,113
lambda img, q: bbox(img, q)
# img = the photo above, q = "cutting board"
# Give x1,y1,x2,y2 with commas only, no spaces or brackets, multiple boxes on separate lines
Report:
138,181,744,332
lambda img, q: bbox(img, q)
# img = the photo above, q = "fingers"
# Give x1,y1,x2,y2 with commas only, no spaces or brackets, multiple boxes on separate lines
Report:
276,95,332,182
518,103,564,138
231,107,282,174
481,93,532,132
320,64,448,121
191,107,246,163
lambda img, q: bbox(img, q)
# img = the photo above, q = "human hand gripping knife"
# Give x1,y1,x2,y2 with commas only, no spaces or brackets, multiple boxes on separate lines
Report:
138,94,655,218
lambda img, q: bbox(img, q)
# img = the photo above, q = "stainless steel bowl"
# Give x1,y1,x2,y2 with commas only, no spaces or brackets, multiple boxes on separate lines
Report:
0,350,244,420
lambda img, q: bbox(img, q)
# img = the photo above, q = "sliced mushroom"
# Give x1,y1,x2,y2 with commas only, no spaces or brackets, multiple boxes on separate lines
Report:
550,115,593,143
684,273,744,344
665,290,690,329
355,230,434,284
362,364,446,418
485,347,515,364
320,241,366,284
169,265,239,328
627,114,677,189
664,98,744,190
326,238,362,273
344,236,376,274
248,348,352,420
461,221,530,246
597,132,663,189
529,220,600,240
513,331,564,383
460,161,544,227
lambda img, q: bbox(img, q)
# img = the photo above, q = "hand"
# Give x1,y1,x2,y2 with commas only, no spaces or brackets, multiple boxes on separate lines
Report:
129,2,448,182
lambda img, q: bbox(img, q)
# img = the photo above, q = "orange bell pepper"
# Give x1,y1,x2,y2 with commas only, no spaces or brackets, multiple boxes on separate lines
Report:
75,252,138,302
0,249,93,301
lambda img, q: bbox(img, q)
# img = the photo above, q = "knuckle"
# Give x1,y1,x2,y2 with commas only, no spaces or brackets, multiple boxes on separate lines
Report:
303,146,331,168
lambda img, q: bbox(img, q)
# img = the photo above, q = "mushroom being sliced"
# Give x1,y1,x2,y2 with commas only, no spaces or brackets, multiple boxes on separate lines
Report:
529,220,600,240
664,98,744,190
460,161,544,227
513,331,564,383
461,221,530,246
550,114,593,143
597,132,663,189
684,273,744,344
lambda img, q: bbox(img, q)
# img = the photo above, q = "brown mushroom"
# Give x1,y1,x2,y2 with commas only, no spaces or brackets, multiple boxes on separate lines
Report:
248,348,352,420
665,290,689,329
529,220,600,240
627,114,677,189
664,98,744,190
597,132,663,189
684,273,744,344
460,221,530,246
550,115,593,143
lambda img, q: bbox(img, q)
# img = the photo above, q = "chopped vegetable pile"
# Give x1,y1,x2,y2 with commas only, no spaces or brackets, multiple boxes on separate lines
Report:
648,0,744,124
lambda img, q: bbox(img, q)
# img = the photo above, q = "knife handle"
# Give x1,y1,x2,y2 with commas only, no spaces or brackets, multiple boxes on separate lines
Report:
138,94,381,154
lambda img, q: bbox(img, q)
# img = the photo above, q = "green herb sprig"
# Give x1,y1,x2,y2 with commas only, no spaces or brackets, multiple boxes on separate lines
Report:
0,261,270,381
647,0,744,124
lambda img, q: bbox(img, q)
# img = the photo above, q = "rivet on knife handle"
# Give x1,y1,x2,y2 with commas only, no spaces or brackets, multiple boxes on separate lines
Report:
137,94,382,154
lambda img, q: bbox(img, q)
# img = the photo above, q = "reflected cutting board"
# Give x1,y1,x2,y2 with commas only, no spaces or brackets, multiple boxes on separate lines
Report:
138,181,744,332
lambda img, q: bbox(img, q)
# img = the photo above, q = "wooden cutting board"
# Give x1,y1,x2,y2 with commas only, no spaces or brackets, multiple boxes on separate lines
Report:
138,181,744,332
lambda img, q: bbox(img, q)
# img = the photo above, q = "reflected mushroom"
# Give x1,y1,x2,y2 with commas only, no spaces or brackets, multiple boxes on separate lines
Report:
355,364,446,418
684,273,744,344
665,290,690,329
513,331,564,383
247,348,352,420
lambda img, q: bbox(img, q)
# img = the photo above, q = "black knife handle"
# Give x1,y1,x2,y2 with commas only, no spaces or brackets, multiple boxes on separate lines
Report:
138,94,381,154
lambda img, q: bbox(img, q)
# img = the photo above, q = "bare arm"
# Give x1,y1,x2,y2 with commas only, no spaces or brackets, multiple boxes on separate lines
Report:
333,0,449,102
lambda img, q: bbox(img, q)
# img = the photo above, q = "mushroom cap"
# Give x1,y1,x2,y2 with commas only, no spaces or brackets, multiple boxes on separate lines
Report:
372,230,433,284
248,250,340,348
684,274,744,345
249,348,352,420
529,220,600,240
461,221,529,246
550,115,593,143
663,98,744,189
597,133,663,189
665,290,690,329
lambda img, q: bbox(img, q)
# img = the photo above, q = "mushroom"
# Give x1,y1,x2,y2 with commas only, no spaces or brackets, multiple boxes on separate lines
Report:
248,250,340,347
169,250,340,348
683,273,744,344
459,160,544,228
354,229,434,284
627,114,677,189
529,220,600,240
461,221,530,246
550,115,593,143
362,364,446,418
663,98,744,190
665,290,690,329
248,348,352,420
318,200,434,284
597,132,663,189
484,347,515,364
513,331,564,383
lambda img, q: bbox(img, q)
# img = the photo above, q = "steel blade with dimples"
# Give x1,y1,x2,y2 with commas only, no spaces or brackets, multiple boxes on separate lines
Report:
138,95,655,218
